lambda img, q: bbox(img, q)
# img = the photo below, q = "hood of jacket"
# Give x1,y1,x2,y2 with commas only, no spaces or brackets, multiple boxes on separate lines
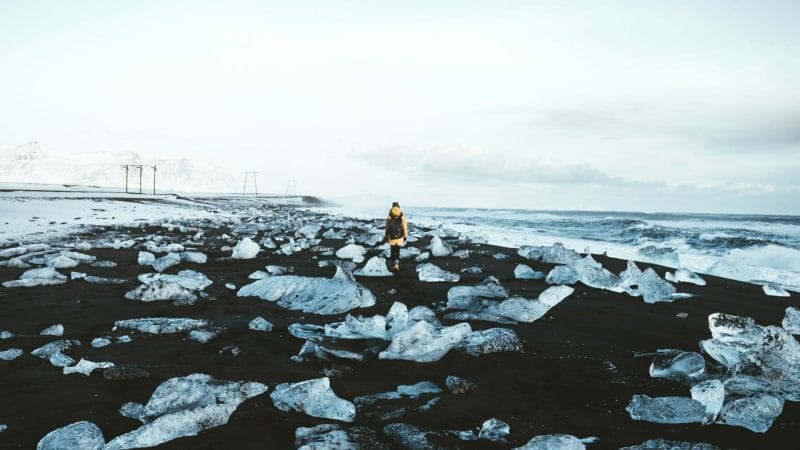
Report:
389,206,403,217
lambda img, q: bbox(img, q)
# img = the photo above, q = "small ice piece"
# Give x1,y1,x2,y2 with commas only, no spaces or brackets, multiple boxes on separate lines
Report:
335,244,366,261
0,330,13,339
618,260,643,290
249,270,269,280
446,376,477,395
447,277,508,310
479,418,510,442
36,421,105,450
31,340,81,367
453,249,470,259
514,264,544,280
124,281,197,304
294,424,382,450
513,434,586,450
649,350,705,380
114,317,208,334
636,268,678,303
429,235,452,257
3,267,67,288
4,257,30,268
0,424,5,432
782,306,800,334
545,265,580,285
461,266,482,274
91,260,117,268
249,316,273,332
354,256,394,277
716,393,784,433
626,394,706,424
137,251,156,266
266,265,290,275
40,324,64,336
151,253,182,272
271,377,356,422
690,379,725,423
458,328,523,356
46,255,78,268
187,328,223,343
138,270,213,291
517,242,581,265
63,358,115,376
619,439,719,450
415,252,430,261
116,335,132,344
84,276,128,285
637,245,680,267
379,321,471,362
237,274,376,315
119,402,145,421
0,348,23,361
180,251,207,264
383,423,436,450
354,381,441,407
297,224,322,238
665,268,706,286
91,338,112,348
60,251,95,263
763,283,790,297
225,283,236,290
416,263,460,282
231,237,260,259
0,246,27,258
104,373,267,449
325,314,387,340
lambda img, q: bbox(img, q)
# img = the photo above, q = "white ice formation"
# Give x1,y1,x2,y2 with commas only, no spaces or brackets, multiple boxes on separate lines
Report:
271,377,356,422
37,421,105,450
354,256,394,277
249,316,273,332
514,264,544,280
666,268,706,286
416,263,460,282
63,358,115,376
237,273,376,315
429,235,453,257
2,267,67,288
231,237,260,259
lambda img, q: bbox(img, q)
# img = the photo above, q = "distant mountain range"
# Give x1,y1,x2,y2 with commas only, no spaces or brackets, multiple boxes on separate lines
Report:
0,143,240,193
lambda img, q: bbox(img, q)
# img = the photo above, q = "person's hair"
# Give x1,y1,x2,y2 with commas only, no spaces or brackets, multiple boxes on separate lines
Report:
392,201,400,208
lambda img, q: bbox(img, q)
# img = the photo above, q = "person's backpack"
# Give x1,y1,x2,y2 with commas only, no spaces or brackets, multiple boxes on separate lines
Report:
387,215,404,240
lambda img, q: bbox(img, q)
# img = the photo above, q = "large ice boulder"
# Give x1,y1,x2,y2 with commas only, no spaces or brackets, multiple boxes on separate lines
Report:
114,317,209,335
429,236,452,257
271,377,356,422
31,340,81,367
457,328,523,356
416,263,460,282
105,373,267,449
354,256,394,277
231,237,260,259
137,270,213,291
513,434,586,450
237,274,376,315
514,264,545,280
626,395,706,424
517,242,581,265
335,244,366,262
3,267,67,288
37,421,105,450
379,321,471,362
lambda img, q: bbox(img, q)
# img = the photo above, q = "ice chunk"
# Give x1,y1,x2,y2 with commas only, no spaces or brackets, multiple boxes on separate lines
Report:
619,439,718,450
0,348,23,361
151,253,181,272
0,330,13,339
354,381,441,406
187,328,223,343
572,255,620,289
637,245,680,267
297,224,322,238
429,235,452,257
31,340,81,367
0,246,27,258
325,314,387,340
461,266,482,274
63,358,115,376
114,317,208,334
40,324,64,336
91,338,112,348
3,257,30,268
231,237,260,259
649,350,705,381
249,316,273,332
518,242,581,265
105,373,267,449
514,264,544,280
180,251,207,264
513,434,586,450
635,268,679,303
447,277,508,310
37,421,105,450
782,307,800,334
545,265,579,285
716,393,784,433
91,260,117,268
416,263,460,282
763,283,790,297
626,395,706,424
445,376,477,395
138,270,213,291
46,255,78,268
666,268,706,286
295,424,383,450
619,260,643,290
124,280,197,304
479,418,510,442
271,377,355,422
335,244,366,260
691,379,725,423
3,267,67,288
237,275,376,315
458,328,522,355
383,423,436,450
137,251,156,266
379,321,471,362
354,256,394,277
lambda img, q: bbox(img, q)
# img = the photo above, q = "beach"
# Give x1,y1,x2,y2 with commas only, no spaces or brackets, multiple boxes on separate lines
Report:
0,198,798,449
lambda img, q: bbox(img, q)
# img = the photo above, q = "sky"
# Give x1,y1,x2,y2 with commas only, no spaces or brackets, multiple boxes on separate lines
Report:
1,0,798,214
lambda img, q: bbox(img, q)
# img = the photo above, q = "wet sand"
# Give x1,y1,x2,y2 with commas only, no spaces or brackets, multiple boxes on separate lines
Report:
1,219,798,449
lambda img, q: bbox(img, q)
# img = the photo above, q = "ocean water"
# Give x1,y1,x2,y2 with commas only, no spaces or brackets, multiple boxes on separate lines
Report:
328,206,800,292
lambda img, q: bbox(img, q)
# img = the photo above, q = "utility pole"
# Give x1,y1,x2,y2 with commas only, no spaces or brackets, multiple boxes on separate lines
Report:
122,165,130,193
242,172,258,197
137,165,143,194
152,165,157,195
285,179,297,196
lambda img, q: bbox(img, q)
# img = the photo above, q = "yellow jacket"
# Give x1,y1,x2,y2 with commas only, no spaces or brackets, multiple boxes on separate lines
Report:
385,206,408,246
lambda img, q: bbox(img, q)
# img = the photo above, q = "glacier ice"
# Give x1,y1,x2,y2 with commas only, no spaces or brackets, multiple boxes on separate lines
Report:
383,423,436,450
445,375,477,395
354,381,441,406
416,263,460,282
457,328,523,356
716,393,784,433
648,350,706,381
0,330,13,339
518,242,581,265
478,418,510,442
379,321,471,362
619,439,718,450
138,270,212,291
295,424,383,450
354,256,394,277
114,317,209,334
37,421,105,450
271,377,355,422
763,283,790,297
445,284,573,324
0,348,23,361
666,268,706,286
632,268,679,303
296,224,321,238
46,255,78,268
626,394,706,424
545,265,580,285
514,264,544,280
335,244,366,261
91,338,112,348
105,373,267,449
429,235,452,257
446,277,508,310
231,237,260,259
637,245,680,267
125,280,197,304
237,274,376,315
150,253,182,272
690,379,725,423
179,251,207,264
40,324,64,336
782,306,800,334
3,267,67,288
31,340,81,367
63,358,115,376
249,316,273,332
325,314,388,340
513,434,586,450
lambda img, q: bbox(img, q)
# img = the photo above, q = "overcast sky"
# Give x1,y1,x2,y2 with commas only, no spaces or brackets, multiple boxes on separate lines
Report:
1,0,798,214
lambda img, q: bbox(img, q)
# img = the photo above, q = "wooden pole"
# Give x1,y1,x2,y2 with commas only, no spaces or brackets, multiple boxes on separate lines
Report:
138,165,143,194
152,165,157,195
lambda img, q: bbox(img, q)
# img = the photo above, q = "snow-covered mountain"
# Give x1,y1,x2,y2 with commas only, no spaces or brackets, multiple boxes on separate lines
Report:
0,143,240,193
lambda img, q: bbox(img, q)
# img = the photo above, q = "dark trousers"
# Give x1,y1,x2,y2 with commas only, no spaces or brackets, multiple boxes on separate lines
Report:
390,245,400,261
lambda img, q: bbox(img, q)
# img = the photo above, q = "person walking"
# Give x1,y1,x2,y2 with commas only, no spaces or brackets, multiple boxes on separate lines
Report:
385,201,408,272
